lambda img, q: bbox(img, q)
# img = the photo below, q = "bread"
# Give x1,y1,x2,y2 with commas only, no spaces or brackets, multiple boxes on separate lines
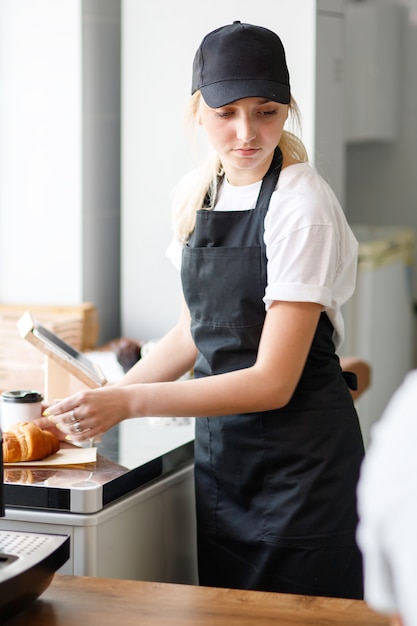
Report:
2,421,60,463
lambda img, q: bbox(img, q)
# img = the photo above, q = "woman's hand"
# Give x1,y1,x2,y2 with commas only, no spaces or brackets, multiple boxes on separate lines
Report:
34,401,66,441
40,385,133,444
34,416,67,441
33,298,196,443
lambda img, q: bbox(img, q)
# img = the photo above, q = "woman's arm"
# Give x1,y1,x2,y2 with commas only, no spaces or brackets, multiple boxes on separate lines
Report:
131,300,322,418
36,295,196,436
43,300,322,441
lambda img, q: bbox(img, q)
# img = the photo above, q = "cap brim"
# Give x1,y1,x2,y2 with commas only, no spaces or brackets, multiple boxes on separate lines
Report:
200,79,290,108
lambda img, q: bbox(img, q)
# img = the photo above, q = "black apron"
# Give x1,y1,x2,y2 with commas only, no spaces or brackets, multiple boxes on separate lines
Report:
181,149,364,599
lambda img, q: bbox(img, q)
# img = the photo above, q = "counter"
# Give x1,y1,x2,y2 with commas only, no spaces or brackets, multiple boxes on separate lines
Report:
0,419,198,583
3,418,195,514
5,575,390,626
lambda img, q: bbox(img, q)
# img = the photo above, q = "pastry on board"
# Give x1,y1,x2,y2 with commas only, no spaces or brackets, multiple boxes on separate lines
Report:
2,421,60,463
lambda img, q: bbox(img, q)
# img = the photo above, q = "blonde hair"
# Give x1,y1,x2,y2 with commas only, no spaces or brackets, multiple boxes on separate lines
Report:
172,92,308,244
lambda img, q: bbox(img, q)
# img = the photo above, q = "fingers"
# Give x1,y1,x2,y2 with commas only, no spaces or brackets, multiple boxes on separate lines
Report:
43,393,92,441
34,415,55,430
46,407,94,442
33,416,68,442
42,388,113,443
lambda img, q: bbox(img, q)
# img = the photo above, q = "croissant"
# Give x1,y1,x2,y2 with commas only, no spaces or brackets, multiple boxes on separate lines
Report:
2,421,60,463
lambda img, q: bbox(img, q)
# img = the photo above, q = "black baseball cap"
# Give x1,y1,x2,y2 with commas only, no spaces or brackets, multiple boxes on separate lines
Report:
192,21,290,107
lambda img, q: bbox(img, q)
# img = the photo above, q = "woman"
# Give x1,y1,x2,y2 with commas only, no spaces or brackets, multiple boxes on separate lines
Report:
40,21,364,598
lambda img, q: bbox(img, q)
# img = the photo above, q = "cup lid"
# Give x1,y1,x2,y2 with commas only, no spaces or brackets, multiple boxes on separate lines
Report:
1,390,43,403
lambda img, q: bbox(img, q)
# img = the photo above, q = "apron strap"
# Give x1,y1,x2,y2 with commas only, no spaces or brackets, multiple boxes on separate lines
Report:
342,371,358,391
255,147,283,209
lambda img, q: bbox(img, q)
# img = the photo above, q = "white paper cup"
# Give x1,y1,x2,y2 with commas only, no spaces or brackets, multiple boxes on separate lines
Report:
1,390,43,432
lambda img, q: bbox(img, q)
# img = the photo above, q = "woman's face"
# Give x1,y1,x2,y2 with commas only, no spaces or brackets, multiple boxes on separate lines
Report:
199,96,288,185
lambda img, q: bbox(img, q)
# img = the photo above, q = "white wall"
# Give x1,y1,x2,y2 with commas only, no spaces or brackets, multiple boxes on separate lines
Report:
122,0,317,341
0,0,82,303
0,0,121,344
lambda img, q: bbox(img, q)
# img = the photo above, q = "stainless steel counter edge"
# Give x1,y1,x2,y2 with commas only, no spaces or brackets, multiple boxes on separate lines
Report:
3,463,194,525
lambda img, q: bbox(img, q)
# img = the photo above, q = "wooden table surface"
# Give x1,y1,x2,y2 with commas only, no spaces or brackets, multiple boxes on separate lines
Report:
5,575,390,626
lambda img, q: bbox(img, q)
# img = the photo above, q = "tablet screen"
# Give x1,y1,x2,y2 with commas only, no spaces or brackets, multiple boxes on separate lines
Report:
18,311,107,388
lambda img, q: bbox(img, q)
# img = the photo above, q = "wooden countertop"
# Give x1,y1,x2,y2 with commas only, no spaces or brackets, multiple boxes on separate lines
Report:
5,575,390,626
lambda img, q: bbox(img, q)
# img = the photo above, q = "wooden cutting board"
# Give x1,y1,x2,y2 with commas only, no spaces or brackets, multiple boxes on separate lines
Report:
4,445,97,466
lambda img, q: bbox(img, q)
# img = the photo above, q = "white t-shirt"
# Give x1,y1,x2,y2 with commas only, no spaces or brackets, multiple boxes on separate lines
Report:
356,370,417,626
166,162,358,349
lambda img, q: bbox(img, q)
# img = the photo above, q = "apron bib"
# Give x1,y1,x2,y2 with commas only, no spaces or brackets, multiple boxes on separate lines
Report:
181,149,364,598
